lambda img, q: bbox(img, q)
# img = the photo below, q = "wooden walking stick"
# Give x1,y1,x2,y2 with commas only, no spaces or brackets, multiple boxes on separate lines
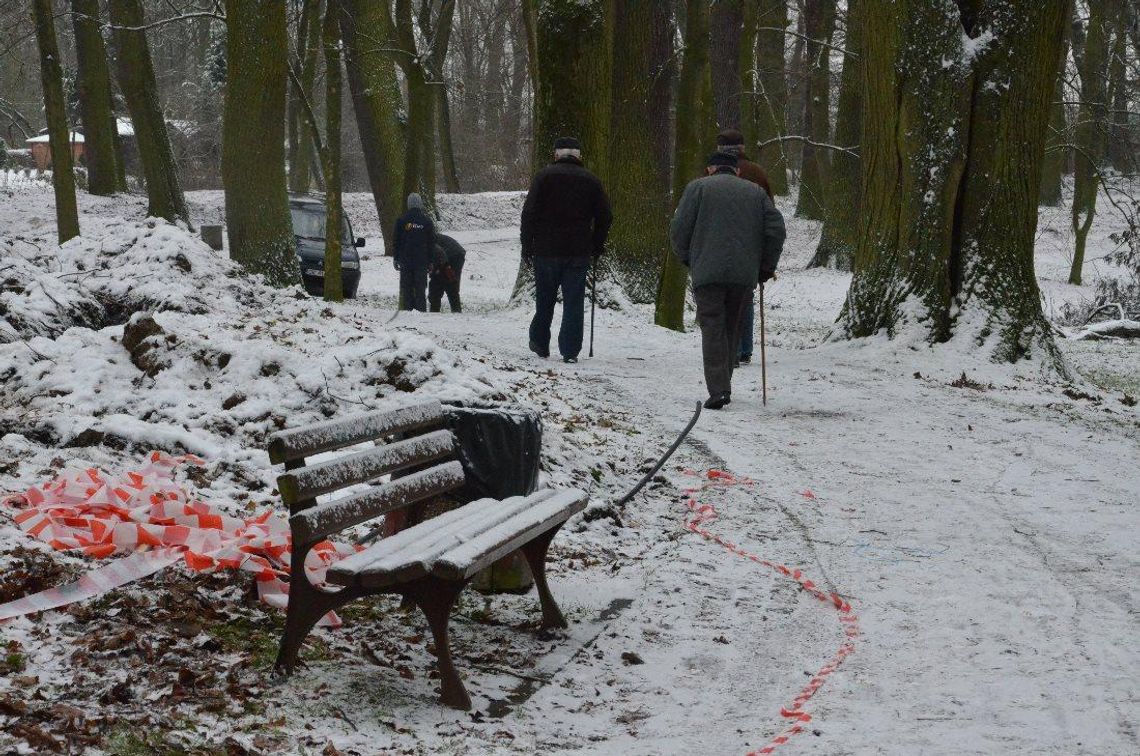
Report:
589,258,597,358
760,283,768,406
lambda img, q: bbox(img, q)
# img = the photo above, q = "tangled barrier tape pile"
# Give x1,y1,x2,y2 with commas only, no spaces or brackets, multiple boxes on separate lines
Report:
681,469,860,756
0,452,355,625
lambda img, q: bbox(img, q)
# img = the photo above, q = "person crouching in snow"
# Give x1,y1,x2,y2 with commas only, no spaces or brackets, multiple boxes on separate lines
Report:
670,152,785,409
429,233,466,313
393,193,436,312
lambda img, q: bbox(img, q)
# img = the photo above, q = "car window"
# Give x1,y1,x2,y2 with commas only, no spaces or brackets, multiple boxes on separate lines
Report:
290,206,354,244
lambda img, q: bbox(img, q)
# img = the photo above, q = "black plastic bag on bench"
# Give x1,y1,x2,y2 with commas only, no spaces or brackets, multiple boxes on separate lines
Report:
444,405,542,500
444,405,543,593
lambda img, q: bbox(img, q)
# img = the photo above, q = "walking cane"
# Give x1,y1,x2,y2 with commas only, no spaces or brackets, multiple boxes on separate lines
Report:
759,283,768,406
589,258,597,358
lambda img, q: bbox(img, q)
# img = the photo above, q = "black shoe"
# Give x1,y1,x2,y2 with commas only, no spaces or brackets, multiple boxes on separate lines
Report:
563,356,578,364
739,355,752,364
529,340,549,358
704,392,731,410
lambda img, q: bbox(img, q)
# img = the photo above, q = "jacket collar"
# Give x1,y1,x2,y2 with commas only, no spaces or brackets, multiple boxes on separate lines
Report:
554,156,584,167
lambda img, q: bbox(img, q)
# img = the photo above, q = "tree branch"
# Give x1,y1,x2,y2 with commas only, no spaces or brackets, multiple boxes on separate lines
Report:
755,134,859,157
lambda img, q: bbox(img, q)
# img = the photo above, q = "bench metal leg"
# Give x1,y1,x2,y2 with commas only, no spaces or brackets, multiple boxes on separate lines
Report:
405,578,471,710
275,548,359,675
520,524,569,630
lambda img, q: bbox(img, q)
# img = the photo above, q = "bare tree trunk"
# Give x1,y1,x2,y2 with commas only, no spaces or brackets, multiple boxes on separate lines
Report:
289,0,323,193
70,0,120,196
322,0,344,302
341,0,405,254
795,0,835,220
108,0,191,225
222,0,296,286
606,0,673,303
710,0,744,130
1105,12,1133,173
756,0,789,195
810,0,861,270
33,0,80,243
655,0,713,331
1070,0,1112,285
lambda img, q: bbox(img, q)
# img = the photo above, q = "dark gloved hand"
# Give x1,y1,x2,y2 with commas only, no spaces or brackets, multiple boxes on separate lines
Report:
443,264,458,283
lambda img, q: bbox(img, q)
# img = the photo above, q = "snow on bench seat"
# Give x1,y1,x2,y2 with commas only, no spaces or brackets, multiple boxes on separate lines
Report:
267,400,446,464
276,430,456,506
323,488,579,588
290,461,466,543
431,489,587,580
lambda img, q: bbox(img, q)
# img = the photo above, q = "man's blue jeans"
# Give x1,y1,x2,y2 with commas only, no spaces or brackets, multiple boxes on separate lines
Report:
739,294,755,358
529,256,590,359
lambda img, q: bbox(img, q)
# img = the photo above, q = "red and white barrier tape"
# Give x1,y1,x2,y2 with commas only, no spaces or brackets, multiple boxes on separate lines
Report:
680,469,860,756
0,452,357,626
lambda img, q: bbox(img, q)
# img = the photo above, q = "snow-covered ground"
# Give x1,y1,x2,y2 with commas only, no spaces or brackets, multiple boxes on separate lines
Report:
0,183,1137,755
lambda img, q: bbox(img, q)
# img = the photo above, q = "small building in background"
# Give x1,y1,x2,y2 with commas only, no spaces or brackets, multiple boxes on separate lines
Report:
26,130,84,170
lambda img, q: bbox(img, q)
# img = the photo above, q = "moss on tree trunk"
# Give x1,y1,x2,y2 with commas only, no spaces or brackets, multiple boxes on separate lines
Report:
109,0,190,225
655,0,714,332
70,0,120,196
710,0,743,130
794,0,835,220
605,0,672,304
840,0,1070,373
340,0,405,256
322,0,344,303
810,0,862,270
33,0,80,243
755,0,789,195
222,0,297,287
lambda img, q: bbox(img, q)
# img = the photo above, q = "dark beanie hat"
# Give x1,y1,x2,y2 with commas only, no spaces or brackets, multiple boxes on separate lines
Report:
554,136,582,151
707,151,739,168
716,128,745,147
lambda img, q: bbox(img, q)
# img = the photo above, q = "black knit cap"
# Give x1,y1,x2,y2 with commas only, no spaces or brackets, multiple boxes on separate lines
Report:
707,151,739,168
716,128,745,147
554,136,582,150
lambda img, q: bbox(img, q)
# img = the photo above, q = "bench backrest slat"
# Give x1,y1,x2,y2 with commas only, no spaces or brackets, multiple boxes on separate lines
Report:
267,400,445,465
277,429,456,508
290,461,466,543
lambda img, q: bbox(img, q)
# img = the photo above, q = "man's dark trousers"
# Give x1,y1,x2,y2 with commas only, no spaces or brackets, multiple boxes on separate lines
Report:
694,284,751,397
429,260,464,312
529,256,590,359
400,266,429,312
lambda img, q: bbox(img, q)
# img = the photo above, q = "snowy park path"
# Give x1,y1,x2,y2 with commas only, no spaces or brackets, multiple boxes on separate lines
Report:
354,225,1139,754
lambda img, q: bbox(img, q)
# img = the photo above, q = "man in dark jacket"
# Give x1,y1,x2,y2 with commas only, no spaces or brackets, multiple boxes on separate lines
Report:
429,233,466,313
670,152,786,409
717,128,777,365
520,136,613,363
393,192,437,312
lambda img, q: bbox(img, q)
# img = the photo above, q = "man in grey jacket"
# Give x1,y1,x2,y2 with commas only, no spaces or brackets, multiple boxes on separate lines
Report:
670,152,786,409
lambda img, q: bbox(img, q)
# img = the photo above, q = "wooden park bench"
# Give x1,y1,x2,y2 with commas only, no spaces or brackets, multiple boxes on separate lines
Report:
266,399,587,709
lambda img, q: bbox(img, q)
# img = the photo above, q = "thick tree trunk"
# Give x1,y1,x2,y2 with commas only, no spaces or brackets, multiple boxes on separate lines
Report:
810,0,861,270
755,0,789,195
795,0,836,220
710,0,744,130
438,85,460,192
531,0,613,177
222,0,297,286
1070,0,1111,286
394,0,438,206
425,0,458,194
605,0,673,303
289,0,323,193
109,0,191,225
341,0,405,255
840,0,1070,372
739,1,759,150
33,0,80,243
655,0,714,331
70,0,119,196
